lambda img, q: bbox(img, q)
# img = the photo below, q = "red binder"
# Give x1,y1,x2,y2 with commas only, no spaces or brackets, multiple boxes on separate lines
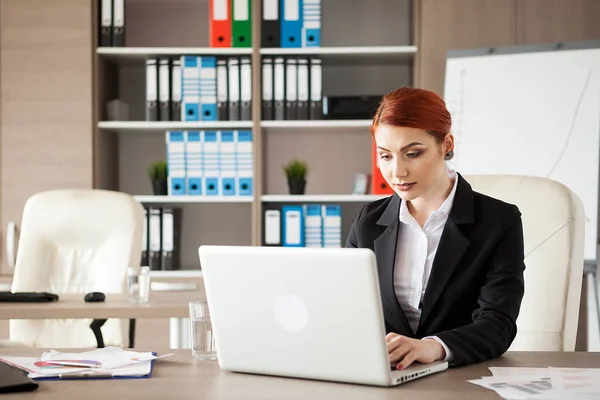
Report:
371,140,394,195
210,0,231,48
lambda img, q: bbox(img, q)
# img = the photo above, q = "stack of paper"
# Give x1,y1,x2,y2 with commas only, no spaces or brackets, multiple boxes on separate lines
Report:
469,367,600,399
0,347,171,380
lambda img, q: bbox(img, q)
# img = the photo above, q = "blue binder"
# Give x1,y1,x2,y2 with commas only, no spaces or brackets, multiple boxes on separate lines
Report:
203,131,220,196
185,131,203,195
282,205,305,247
236,130,253,196
219,130,236,196
166,131,186,195
302,0,321,47
280,0,303,48
200,57,217,121
181,56,201,121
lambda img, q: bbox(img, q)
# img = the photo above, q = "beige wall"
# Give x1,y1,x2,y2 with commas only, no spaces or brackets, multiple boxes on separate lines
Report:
0,0,94,274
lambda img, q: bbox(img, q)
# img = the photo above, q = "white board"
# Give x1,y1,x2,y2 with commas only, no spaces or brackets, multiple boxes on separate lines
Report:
444,42,600,261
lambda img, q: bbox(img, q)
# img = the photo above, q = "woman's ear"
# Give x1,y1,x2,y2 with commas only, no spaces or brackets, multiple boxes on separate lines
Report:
444,133,455,154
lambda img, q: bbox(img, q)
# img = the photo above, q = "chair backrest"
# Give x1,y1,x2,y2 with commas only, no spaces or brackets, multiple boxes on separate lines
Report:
10,189,144,348
465,175,585,351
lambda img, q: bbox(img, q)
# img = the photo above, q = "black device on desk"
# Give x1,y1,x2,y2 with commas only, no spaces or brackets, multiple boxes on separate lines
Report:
0,292,59,302
0,361,39,393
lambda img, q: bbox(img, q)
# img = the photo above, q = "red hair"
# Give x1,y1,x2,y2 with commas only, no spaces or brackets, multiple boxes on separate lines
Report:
371,87,452,142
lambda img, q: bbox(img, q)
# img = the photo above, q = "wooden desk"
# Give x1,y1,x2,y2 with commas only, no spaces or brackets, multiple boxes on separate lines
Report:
0,292,204,320
0,291,205,348
0,349,598,399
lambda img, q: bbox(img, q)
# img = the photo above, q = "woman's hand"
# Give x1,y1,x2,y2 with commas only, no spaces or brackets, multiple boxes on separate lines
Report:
386,333,446,370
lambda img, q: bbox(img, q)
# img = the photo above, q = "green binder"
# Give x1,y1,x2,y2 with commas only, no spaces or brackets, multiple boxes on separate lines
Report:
232,0,252,47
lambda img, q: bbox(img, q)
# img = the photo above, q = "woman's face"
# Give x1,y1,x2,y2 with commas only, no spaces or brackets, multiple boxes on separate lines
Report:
374,124,453,203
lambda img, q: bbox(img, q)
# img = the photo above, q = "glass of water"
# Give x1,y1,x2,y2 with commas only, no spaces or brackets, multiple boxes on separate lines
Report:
127,266,150,303
189,300,217,360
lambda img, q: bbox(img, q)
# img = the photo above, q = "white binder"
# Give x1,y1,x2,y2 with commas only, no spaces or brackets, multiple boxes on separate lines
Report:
219,130,237,196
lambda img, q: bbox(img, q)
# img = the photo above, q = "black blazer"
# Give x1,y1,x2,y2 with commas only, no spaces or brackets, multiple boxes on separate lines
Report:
345,173,525,367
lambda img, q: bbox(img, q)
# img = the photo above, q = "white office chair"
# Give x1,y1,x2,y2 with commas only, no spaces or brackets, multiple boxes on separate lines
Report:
465,175,585,351
9,189,144,348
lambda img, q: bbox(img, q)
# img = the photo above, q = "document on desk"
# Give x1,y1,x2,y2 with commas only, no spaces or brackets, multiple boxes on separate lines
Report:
0,347,173,380
469,367,600,399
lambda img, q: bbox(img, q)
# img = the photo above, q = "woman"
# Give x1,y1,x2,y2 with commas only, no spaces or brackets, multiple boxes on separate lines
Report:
346,87,525,369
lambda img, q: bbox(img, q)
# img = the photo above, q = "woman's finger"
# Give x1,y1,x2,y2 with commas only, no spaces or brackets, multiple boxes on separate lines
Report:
386,335,405,353
396,351,418,370
388,342,412,364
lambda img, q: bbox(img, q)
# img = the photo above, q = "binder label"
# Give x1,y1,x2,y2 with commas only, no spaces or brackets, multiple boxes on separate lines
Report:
264,0,278,20
234,0,249,20
213,0,228,20
284,0,300,20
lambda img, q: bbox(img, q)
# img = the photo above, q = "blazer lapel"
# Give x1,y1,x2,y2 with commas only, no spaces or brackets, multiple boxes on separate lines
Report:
373,195,414,336
418,174,474,332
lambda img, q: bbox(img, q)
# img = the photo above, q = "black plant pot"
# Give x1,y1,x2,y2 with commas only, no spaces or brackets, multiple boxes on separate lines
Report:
152,180,168,196
288,179,306,195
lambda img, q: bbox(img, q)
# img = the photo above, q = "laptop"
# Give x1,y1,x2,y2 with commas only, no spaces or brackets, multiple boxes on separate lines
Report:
198,245,448,387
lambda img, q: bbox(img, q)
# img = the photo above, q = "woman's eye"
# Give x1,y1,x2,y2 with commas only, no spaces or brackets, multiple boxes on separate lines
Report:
406,152,421,159
379,154,392,161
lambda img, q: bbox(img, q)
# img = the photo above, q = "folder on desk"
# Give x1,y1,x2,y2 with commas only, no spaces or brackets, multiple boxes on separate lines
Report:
220,130,236,196
203,130,220,196
166,131,186,195
281,0,303,48
273,57,285,120
228,57,240,121
262,0,280,47
216,57,229,120
112,0,125,46
236,130,253,196
263,206,281,246
171,59,182,121
161,208,182,271
240,57,252,121
232,0,252,47
148,207,162,271
185,131,203,195
99,0,112,47
210,0,231,47
262,57,274,120
158,58,171,121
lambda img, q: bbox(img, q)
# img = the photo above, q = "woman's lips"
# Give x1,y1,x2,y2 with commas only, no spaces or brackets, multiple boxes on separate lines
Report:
394,182,416,191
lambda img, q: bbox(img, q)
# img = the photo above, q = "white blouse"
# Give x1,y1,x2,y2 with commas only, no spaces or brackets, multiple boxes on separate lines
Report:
393,168,458,361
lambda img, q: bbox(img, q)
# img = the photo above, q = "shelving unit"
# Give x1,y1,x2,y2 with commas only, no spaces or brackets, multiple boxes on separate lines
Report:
261,194,388,203
99,121,254,133
92,0,416,273
134,195,253,204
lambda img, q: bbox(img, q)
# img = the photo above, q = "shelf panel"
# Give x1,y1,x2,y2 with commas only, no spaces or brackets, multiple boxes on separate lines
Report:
261,194,389,203
134,195,254,204
260,120,372,130
97,47,253,64
260,46,417,65
149,270,203,279
98,121,254,133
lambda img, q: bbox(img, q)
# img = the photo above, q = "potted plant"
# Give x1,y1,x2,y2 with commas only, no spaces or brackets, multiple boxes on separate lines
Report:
283,159,308,195
147,160,168,195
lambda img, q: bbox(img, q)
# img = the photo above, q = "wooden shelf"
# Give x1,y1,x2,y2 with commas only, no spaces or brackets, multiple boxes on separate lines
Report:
261,194,389,203
260,120,372,130
259,46,417,65
134,195,254,204
98,121,254,133
97,47,253,64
